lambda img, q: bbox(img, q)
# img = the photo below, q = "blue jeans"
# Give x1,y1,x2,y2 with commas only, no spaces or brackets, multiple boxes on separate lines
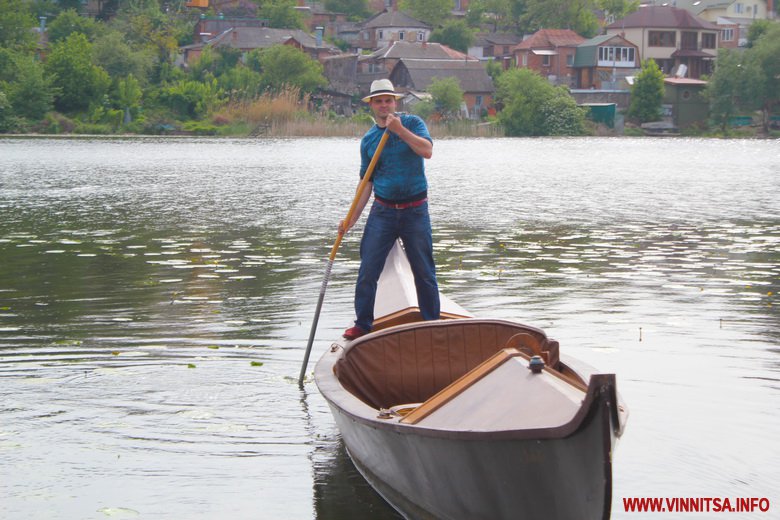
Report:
354,201,440,331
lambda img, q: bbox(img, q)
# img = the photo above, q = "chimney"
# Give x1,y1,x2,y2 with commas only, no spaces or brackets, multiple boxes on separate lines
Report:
315,26,324,47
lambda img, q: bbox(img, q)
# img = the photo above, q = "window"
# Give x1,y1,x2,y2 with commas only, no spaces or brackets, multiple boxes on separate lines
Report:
681,31,697,50
522,53,527,66
702,33,716,49
542,54,550,66
399,30,405,40
598,46,635,65
475,95,483,107
733,2,744,13
417,31,424,41
567,53,574,66
378,30,383,40
502,46,509,55
649,30,676,47
722,28,734,41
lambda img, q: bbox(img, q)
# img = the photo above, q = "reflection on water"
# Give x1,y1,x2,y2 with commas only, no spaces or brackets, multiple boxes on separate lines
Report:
0,137,778,519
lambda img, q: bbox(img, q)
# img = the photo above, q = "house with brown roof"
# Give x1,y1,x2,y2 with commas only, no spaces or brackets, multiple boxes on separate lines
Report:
355,41,478,95
514,29,586,87
673,0,776,48
357,8,432,50
572,33,640,89
468,32,524,69
180,26,336,65
605,6,719,78
389,59,494,118
193,16,268,43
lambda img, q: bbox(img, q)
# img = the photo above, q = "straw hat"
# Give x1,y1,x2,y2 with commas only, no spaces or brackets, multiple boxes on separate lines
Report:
362,79,404,103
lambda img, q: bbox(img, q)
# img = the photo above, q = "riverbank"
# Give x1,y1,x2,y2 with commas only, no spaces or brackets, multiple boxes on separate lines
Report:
2,112,777,139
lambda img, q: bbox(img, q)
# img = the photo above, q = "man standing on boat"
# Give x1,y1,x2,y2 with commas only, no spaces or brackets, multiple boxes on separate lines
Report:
339,79,440,340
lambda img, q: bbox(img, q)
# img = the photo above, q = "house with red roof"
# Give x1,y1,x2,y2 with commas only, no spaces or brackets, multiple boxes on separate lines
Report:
606,6,719,78
513,29,586,86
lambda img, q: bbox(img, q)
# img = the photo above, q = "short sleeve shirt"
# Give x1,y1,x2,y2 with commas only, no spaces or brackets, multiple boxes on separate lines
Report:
360,114,431,202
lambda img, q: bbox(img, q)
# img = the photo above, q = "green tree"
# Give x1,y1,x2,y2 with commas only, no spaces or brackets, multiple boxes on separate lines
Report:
45,33,111,112
495,68,583,136
597,0,639,22
4,54,57,119
93,30,154,85
0,0,38,50
117,74,142,123
746,23,780,132
430,20,474,53
705,49,745,131
399,0,452,26
217,66,264,102
523,0,599,38
47,9,102,43
161,78,223,118
467,0,518,32
538,89,586,135
410,99,435,120
627,58,664,123
257,45,326,94
485,58,503,82
109,0,193,71
428,76,464,118
0,91,13,132
260,0,305,29
746,19,771,47
324,0,369,20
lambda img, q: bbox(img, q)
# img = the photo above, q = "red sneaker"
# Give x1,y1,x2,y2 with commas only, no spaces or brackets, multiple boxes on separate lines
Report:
343,326,369,340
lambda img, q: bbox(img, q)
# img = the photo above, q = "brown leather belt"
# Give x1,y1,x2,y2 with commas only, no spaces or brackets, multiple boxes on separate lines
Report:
375,197,428,209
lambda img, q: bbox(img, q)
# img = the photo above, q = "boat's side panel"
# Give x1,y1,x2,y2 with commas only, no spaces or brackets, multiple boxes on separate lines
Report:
328,396,615,520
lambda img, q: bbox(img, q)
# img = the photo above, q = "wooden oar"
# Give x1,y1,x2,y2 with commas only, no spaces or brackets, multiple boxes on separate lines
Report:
298,129,389,386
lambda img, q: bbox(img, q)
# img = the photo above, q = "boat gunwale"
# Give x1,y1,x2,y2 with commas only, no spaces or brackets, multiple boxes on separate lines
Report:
314,319,622,442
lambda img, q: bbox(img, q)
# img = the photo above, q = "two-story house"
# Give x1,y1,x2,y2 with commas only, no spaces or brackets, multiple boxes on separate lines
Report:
513,29,586,87
356,8,431,51
606,6,719,78
673,0,776,48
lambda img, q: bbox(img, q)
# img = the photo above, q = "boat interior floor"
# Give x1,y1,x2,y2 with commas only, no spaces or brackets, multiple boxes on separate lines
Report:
335,319,565,411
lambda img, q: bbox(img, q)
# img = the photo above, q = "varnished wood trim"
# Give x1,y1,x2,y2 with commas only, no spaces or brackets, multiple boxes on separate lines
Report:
373,307,471,331
401,348,522,425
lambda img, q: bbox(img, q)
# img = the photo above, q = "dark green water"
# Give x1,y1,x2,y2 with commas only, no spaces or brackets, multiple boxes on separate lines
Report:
1,137,778,519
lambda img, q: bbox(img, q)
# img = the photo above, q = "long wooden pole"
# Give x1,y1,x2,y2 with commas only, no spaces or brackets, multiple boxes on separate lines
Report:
298,130,389,386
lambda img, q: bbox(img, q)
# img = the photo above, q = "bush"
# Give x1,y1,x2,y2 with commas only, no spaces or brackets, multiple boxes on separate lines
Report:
74,121,114,134
182,120,219,135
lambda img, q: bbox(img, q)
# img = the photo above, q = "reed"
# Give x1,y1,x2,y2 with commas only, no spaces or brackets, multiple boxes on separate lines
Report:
212,88,506,138
267,118,369,137
213,87,308,133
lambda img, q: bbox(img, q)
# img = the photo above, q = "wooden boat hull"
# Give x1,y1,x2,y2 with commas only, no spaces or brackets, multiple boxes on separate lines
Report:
317,345,621,520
